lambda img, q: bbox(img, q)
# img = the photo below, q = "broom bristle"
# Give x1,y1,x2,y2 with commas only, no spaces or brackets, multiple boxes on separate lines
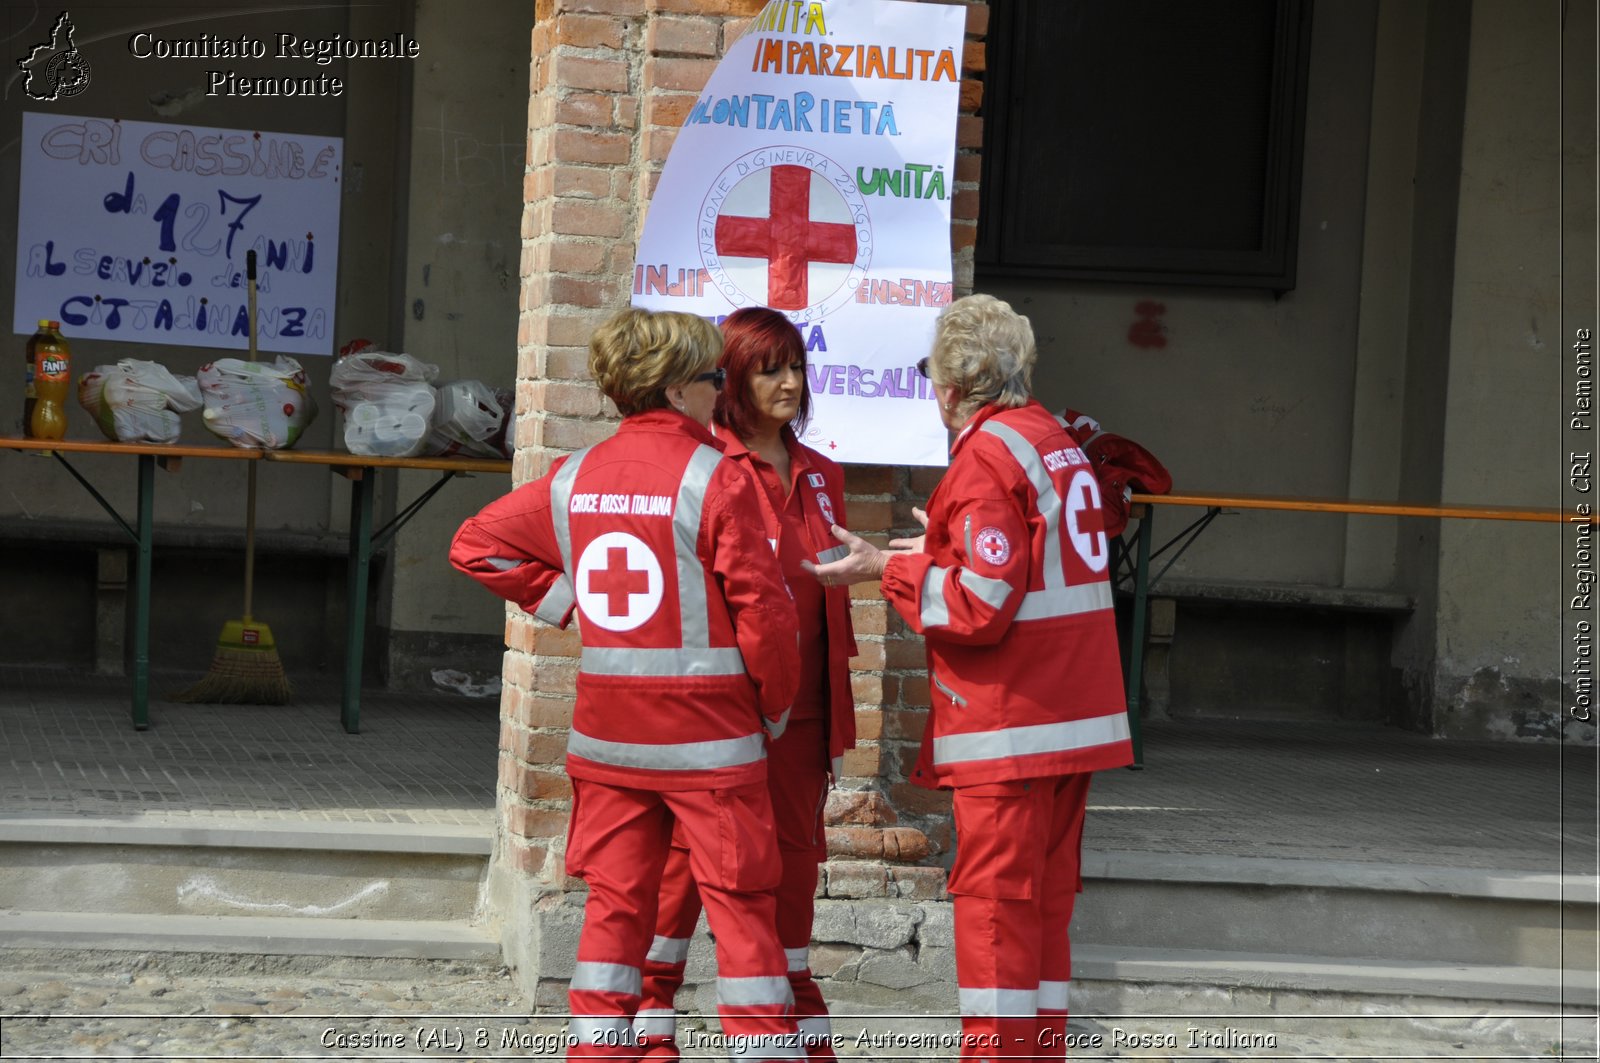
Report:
172,619,293,705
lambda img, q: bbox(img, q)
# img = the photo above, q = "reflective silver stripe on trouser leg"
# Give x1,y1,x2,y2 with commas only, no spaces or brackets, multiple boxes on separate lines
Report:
718,975,794,1008
632,1009,676,1038
1038,980,1070,1011
721,975,803,1061
673,444,724,649
647,935,691,964
796,1016,832,1045
958,986,1039,1017
568,1016,638,1047
572,961,642,996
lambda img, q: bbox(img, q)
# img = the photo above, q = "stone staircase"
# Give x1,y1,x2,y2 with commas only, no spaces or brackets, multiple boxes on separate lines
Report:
589,848,1598,1057
0,817,498,963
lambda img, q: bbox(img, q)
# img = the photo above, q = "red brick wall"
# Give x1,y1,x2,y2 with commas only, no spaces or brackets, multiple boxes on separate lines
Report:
505,0,988,899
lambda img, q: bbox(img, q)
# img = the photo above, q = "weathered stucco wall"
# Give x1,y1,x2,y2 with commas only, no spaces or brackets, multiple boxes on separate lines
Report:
385,0,535,685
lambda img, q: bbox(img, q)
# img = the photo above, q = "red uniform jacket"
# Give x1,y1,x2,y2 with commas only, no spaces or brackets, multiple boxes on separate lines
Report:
716,428,859,772
880,400,1133,788
450,410,800,791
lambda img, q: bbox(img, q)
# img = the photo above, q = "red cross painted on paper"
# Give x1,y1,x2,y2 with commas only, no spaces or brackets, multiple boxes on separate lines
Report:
714,165,857,311
588,546,650,617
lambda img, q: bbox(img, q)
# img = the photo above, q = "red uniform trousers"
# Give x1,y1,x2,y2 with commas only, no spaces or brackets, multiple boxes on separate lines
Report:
947,773,1092,1063
636,720,834,1061
566,777,803,1062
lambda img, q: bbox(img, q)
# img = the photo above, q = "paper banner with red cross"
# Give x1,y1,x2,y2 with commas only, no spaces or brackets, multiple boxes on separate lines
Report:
632,0,965,467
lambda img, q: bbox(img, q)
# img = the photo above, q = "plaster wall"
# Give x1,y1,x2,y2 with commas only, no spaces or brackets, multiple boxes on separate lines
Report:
978,0,1379,589
385,0,532,684
1430,0,1591,739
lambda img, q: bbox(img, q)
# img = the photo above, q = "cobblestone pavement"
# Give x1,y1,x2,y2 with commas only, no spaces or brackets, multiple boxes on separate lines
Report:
0,953,1590,1061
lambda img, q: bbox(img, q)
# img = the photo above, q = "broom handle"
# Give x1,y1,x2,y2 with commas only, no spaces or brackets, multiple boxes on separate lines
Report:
243,250,258,620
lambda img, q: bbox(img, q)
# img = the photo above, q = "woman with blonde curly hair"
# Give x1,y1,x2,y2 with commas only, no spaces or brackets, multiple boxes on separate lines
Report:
452,307,806,1062
809,293,1133,1063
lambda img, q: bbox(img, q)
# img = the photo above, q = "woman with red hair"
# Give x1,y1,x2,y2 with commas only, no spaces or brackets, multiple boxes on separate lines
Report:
635,307,857,1062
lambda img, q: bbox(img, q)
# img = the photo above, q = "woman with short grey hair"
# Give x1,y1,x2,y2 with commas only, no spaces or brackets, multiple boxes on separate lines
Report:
921,292,1037,419
808,293,1133,1062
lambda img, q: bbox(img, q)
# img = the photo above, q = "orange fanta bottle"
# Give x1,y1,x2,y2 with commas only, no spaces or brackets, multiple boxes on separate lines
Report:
24,319,70,440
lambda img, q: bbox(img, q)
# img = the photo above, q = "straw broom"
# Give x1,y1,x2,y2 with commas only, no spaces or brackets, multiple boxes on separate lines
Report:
174,250,292,704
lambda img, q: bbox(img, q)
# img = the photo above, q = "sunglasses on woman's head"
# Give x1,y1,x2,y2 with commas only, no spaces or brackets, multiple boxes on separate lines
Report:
915,357,931,379
692,368,726,390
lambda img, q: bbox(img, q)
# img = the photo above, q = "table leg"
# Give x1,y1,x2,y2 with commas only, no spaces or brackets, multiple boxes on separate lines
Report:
1127,505,1153,768
132,454,154,731
342,470,375,734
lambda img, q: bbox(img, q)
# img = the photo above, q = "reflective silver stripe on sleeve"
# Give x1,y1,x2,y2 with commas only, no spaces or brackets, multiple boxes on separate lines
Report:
581,645,748,676
632,1009,676,1037
572,961,642,996
934,713,1130,768
1013,581,1113,621
568,729,767,772
958,567,1014,610
717,975,795,1007
1038,979,1071,1011
549,448,590,574
920,565,951,628
784,947,810,972
568,1016,638,1046
816,545,849,565
534,574,575,625
765,706,792,741
674,445,724,649
958,986,1039,1017
728,1033,807,1061
980,420,1064,591
484,556,524,571
646,935,691,964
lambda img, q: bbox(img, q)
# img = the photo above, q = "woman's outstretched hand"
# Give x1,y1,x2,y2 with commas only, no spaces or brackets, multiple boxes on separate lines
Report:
888,506,930,553
804,515,925,587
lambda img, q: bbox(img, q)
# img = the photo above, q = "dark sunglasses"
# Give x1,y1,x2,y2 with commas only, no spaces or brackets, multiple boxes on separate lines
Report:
691,368,726,391
915,357,931,379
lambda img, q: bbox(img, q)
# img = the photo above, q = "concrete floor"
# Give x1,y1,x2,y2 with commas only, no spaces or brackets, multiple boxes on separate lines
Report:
1,664,1595,878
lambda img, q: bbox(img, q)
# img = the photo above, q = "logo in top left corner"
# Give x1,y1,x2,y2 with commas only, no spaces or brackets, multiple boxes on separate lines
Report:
16,12,92,102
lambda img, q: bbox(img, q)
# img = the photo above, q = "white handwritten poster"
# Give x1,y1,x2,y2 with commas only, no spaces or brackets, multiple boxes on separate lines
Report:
13,112,342,356
632,0,964,466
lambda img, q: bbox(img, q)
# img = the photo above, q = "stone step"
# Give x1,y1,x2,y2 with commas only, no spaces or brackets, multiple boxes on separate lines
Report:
1073,851,1597,970
0,817,491,925
1072,944,1595,1007
0,910,501,962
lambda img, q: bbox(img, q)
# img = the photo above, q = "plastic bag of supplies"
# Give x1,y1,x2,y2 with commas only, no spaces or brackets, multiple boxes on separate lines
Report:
77,359,203,444
426,380,512,459
330,349,439,458
197,356,318,449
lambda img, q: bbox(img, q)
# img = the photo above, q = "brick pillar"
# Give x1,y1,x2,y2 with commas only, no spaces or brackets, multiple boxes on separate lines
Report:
501,0,988,998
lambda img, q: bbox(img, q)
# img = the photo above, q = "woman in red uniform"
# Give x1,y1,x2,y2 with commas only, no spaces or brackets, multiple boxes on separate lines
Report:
807,294,1133,1063
635,307,856,1062
450,308,806,1062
